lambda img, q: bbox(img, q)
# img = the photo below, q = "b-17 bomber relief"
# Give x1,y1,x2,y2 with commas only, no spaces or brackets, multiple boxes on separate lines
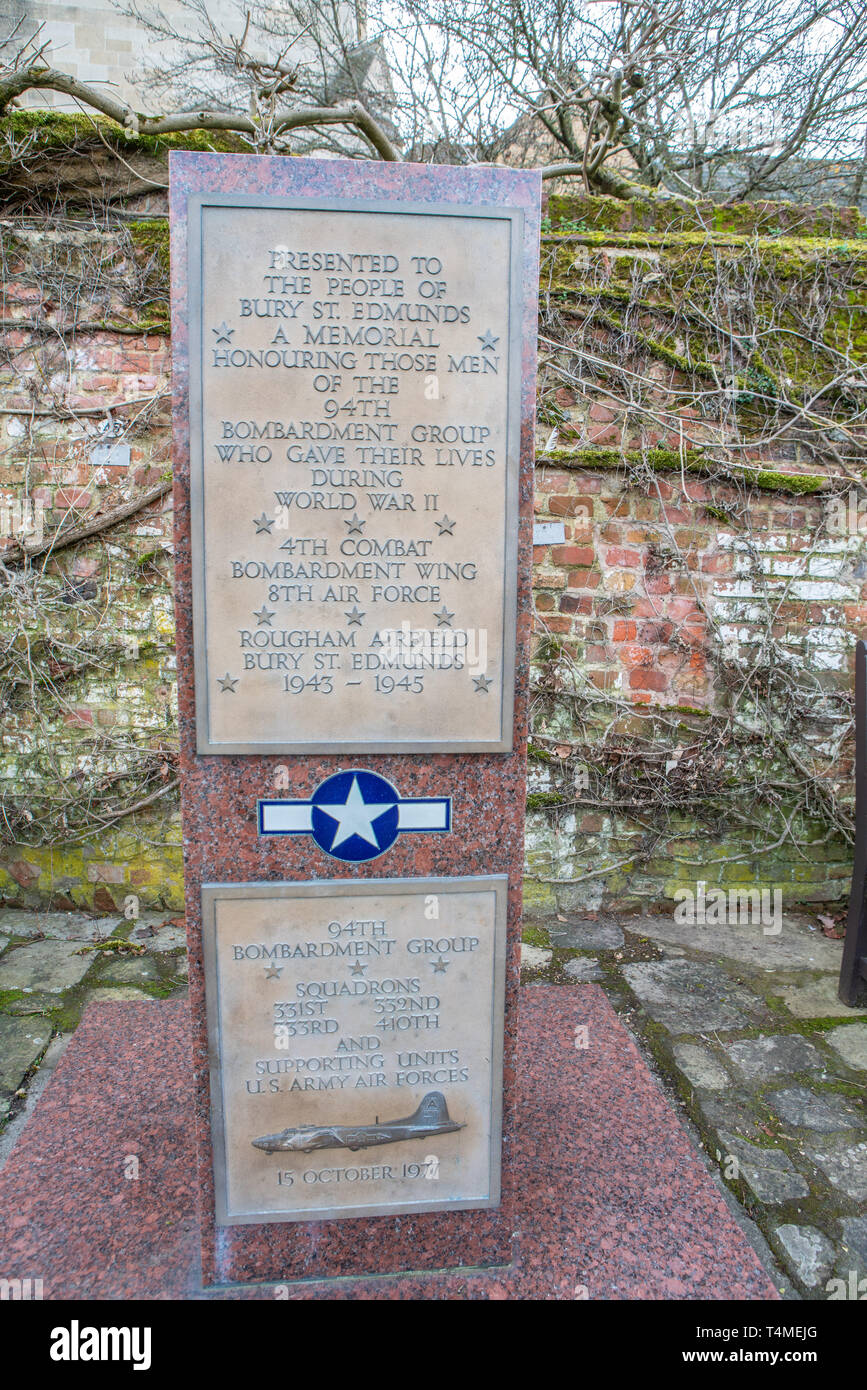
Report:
252,1090,464,1154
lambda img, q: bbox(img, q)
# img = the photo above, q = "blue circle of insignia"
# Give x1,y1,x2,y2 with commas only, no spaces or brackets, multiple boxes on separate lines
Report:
310,769,400,862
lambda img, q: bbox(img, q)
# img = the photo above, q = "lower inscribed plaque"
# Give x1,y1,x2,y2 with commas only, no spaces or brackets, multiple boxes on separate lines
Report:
202,877,507,1224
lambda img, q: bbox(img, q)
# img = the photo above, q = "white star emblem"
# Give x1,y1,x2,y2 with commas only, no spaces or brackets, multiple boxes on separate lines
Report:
316,776,395,850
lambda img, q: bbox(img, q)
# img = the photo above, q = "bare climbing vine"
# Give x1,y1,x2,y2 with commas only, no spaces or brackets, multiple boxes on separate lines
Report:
528,202,867,891
0,213,177,850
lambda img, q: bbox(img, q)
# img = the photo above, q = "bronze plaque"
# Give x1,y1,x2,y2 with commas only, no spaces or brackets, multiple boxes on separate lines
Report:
203,878,507,1224
188,196,523,753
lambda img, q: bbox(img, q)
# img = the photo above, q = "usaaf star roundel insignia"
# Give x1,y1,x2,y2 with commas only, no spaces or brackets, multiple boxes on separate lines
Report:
257,769,451,863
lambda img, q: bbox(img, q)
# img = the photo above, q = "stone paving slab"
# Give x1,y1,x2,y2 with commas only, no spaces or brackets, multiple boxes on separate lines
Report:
772,1225,836,1288
722,1034,830,1084
98,956,162,986
622,959,767,1033
806,1139,867,1201
618,911,842,973
671,1042,731,1091
126,914,187,951
4,994,56,1015
520,943,553,970
717,1131,811,1204
549,917,624,950
81,987,159,1004
767,1085,863,1133
563,957,603,981
778,976,867,1018
0,1015,51,1096
0,939,95,993
839,1216,867,1276
824,1023,867,1070
0,910,110,942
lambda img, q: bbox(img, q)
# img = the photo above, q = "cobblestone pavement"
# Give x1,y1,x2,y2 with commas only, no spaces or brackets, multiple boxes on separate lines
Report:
1,903,865,1299
0,909,187,1158
521,909,867,1300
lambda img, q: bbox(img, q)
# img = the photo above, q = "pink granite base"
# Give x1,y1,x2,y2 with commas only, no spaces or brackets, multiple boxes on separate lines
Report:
168,154,543,1284
0,987,778,1299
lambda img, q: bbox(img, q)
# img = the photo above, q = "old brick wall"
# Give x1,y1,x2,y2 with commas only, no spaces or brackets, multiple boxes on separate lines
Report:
1,121,865,918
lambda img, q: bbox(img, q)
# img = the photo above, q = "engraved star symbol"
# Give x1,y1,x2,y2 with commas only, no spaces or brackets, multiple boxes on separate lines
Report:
254,605,274,625
345,605,365,626
431,956,450,974
434,606,454,627
254,514,274,534
317,775,396,851
218,673,239,692
436,515,456,535
212,322,234,344
474,674,493,693
344,514,366,535
349,961,368,977
265,965,283,979
478,329,499,352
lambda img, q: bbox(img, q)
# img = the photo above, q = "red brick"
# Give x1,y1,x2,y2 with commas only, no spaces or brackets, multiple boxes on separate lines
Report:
605,547,641,567
64,708,94,727
586,423,622,445
620,644,653,668
548,495,584,516
612,620,637,641
646,575,672,595
638,620,673,643
552,545,595,566
535,471,573,493
700,554,733,574
55,488,90,510
587,669,618,690
559,593,592,615
668,598,700,620
629,668,669,691
8,859,39,886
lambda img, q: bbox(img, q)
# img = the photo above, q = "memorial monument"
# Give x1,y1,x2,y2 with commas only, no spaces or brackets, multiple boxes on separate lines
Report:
0,149,783,1305
170,151,541,1282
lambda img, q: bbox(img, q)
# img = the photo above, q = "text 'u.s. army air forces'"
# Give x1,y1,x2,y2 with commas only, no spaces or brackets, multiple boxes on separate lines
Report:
188,195,522,754
203,878,507,1224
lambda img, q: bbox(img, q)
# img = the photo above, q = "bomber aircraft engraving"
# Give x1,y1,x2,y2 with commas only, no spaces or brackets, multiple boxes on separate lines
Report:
251,1090,464,1154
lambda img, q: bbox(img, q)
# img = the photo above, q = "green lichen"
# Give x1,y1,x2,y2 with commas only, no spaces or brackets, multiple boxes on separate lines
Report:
526,791,568,811
536,445,829,495
127,219,170,283
0,110,249,170
545,193,865,240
